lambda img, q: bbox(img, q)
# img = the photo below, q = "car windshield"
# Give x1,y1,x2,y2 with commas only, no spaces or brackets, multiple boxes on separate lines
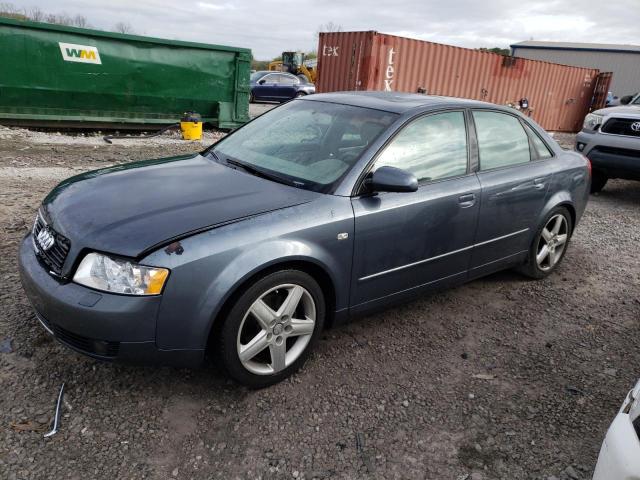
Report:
210,100,398,193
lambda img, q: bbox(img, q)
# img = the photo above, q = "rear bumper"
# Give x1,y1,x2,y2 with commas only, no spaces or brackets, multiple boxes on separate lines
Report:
577,131,640,180
18,234,203,367
592,391,640,480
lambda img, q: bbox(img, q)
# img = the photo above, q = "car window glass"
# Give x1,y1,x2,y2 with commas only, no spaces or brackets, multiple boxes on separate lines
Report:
263,74,278,84
280,75,295,85
473,111,531,169
523,122,553,159
250,72,267,82
374,111,468,182
213,101,397,193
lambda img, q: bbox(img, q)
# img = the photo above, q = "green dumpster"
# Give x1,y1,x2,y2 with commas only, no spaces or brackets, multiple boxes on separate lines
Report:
0,17,251,129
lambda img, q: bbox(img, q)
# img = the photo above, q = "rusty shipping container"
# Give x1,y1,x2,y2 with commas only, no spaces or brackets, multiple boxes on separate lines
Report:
316,31,604,132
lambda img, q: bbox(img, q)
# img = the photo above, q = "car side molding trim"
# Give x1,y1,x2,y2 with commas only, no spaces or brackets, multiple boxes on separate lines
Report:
358,228,530,282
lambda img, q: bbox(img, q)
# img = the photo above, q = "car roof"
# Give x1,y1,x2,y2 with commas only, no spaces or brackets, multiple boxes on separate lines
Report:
303,91,498,114
254,70,295,77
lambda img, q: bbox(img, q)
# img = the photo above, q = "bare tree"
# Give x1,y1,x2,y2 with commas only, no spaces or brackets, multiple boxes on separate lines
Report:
28,7,45,22
113,21,135,34
0,2,28,20
1,3,101,31
44,13,74,26
0,2,18,13
315,21,342,39
73,14,88,28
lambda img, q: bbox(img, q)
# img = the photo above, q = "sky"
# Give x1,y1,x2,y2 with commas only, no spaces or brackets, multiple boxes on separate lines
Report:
10,0,640,59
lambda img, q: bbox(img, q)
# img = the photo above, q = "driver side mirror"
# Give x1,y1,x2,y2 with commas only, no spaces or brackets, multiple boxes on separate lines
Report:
258,79,266,85
620,95,633,105
365,166,418,193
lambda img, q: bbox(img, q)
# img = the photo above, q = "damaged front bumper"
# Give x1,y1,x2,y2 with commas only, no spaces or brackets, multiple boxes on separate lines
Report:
18,234,203,367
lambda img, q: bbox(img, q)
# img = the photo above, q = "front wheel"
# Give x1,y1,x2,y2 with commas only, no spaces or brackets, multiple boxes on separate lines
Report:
219,270,325,388
518,207,573,279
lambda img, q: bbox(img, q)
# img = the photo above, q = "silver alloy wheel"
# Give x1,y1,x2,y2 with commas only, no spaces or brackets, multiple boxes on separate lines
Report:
236,284,316,375
536,214,569,271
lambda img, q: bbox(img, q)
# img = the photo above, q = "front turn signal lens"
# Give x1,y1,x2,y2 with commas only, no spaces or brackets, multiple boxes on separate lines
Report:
146,268,170,295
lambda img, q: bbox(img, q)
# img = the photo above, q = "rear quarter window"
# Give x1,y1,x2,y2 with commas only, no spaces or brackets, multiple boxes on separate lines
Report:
523,122,554,159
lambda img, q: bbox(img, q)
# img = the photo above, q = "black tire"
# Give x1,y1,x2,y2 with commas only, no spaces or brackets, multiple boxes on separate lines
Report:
249,92,255,103
590,171,608,193
218,270,325,388
518,206,573,280
295,91,307,98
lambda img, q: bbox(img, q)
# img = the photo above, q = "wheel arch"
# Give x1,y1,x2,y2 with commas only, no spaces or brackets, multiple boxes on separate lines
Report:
558,202,576,235
205,257,338,353
538,191,576,237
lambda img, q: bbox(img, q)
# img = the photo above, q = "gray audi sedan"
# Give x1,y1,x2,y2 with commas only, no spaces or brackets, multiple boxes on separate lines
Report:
19,92,590,387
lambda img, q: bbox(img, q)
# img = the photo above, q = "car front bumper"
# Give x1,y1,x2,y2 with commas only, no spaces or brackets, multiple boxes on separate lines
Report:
576,130,640,181
592,387,640,480
18,234,203,367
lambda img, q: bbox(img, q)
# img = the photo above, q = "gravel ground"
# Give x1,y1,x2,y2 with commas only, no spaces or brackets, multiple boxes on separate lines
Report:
0,127,639,480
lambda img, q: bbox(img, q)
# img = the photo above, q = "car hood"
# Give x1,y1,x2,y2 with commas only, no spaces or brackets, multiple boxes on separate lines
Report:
594,105,640,116
42,153,319,258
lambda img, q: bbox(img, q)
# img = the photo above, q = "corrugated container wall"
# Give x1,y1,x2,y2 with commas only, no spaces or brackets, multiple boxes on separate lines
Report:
317,31,601,132
0,18,251,129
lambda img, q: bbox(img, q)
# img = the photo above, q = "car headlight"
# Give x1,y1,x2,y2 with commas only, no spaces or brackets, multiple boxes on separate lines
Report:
583,113,604,130
73,252,169,295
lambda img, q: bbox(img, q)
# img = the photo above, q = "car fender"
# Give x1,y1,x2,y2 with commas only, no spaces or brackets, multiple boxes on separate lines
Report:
536,189,574,233
535,152,589,237
145,199,354,350
199,237,345,335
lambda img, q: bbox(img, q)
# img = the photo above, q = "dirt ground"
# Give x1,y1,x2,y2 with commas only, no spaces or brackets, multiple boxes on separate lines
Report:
0,126,638,480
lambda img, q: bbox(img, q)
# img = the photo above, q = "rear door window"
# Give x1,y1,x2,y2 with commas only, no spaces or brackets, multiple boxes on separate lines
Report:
473,111,531,169
279,74,296,85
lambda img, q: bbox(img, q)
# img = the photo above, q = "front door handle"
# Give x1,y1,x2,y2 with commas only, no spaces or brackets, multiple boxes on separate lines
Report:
458,193,476,208
533,177,547,189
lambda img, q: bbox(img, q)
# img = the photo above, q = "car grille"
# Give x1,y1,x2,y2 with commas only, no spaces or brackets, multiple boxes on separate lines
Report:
37,311,120,358
601,118,640,137
32,211,71,276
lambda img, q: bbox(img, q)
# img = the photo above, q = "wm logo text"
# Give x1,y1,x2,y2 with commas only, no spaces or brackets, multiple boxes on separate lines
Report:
58,42,102,64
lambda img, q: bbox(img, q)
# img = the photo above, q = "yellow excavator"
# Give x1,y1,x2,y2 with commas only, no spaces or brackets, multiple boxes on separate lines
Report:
268,52,317,83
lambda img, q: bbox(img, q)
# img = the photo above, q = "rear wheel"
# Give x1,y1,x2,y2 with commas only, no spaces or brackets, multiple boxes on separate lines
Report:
219,270,325,388
518,207,572,279
590,171,608,193
295,91,307,98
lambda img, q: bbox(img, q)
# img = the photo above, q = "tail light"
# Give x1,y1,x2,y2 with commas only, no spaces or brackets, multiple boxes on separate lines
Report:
583,155,592,177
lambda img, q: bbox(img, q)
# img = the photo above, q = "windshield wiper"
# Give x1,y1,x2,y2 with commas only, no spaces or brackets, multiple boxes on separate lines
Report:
207,150,220,162
224,157,303,188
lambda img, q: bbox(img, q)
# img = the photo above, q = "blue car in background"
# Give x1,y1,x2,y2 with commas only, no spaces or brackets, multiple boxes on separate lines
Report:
250,71,315,103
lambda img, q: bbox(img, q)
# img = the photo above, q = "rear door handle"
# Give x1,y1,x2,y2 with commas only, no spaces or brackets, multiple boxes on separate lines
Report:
458,193,476,208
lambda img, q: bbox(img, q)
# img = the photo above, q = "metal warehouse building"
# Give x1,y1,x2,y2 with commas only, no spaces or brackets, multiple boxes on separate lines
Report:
511,41,640,97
